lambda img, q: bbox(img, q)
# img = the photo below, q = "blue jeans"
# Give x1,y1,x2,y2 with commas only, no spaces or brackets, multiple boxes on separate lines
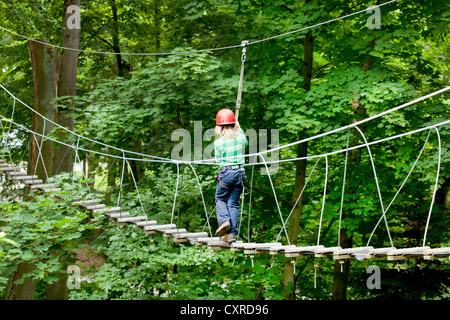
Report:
215,168,247,235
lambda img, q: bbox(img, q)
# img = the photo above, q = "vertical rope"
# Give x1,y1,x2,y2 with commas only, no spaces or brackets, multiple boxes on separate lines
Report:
117,151,126,215
235,40,248,122
338,129,350,247
423,127,441,247
247,163,255,243
316,155,328,246
366,129,432,246
276,156,322,242
33,119,46,177
4,98,16,165
258,153,290,245
188,163,212,236
237,180,245,241
354,126,393,247
126,159,147,219
171,163,180,224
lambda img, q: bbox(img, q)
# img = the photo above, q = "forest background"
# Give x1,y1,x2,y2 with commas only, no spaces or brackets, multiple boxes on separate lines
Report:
0,0,449,300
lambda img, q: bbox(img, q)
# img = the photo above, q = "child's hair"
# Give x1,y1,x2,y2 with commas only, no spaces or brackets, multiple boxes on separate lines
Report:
215,124,238,139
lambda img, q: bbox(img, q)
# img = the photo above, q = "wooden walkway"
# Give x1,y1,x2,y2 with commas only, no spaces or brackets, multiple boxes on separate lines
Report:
1,159,449,262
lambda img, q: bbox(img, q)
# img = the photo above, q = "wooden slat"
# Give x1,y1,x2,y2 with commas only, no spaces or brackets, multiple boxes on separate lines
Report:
207,240,244,250
284,245,324,257
23,179,44,185
367,247,396,259
163,228,187,235
108,212,131,219
269,245,298,255
31,183,57,190
333,246,374,260
0,166,22,175
93,207,121,213
195,237,221,245
172,232,209,239
424,247,450,260
144,224,177,234
134,220,158,227
1,166,20,172
85,204,106,210
8,172,30,176
314,246,342,258
387,246,430,261
72,199,101,206
117,216,147,225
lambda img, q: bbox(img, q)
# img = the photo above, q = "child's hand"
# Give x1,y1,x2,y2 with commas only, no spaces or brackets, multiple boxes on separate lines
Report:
235,120,240,129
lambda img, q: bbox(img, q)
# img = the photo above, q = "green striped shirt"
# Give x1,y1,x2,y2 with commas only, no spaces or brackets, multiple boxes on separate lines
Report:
214,128,248,168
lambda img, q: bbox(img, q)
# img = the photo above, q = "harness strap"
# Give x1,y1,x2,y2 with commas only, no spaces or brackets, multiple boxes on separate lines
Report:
216,170,245,190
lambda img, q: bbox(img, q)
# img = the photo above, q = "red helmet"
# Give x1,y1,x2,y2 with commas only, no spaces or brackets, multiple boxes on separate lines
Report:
216,108,236,126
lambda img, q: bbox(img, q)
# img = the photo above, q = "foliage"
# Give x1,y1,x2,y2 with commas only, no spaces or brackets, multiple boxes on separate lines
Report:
0,0,449,300
0,174,104,299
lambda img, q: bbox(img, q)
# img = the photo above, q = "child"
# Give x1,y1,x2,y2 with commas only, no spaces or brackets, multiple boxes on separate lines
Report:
214,108,248,242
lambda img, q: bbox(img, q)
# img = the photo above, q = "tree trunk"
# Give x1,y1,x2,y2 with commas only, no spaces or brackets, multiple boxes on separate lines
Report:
4,262,37,300
27,39,60,183
53,0,80,175
109,0,130,77
332,229,353,300
283,25,314,300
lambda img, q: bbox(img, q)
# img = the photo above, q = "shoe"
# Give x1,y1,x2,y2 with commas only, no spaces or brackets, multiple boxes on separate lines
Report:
214,220,230,237
222,233,236,243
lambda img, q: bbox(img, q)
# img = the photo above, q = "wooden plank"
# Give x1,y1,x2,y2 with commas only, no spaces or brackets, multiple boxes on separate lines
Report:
134,220,158,227
173,232,209,239
144,224,177,234
424,247,450,260
117,216,148,225
314,246,342,258
85,204,106,211
284,245,324,258
72,199,101,206
23,179,44,185
93,207,121,214
31,183,57,190
163,228,187,235
194,237,220,245
207,240,243,250
144,224,176,231
43,188,61,192
333,246,374,260
387,246,430,261
8,172,31,176
1,167,20,172
108,212,131,219
367,247,396,259
269,245,298,255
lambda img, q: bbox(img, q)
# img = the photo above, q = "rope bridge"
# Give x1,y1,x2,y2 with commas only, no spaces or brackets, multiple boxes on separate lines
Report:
1,83,449,264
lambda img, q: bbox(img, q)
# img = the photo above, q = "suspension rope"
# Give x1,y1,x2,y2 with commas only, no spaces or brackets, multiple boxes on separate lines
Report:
354,126,393,248
0,0,398,57
125,159,147,218
276,156,322,242
316,156,328,246
422,127,441,247
366,129,432,247
235,41,248,122
187,163,212,237
259,153,290,245
338,128,350,248
0,84,448,166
